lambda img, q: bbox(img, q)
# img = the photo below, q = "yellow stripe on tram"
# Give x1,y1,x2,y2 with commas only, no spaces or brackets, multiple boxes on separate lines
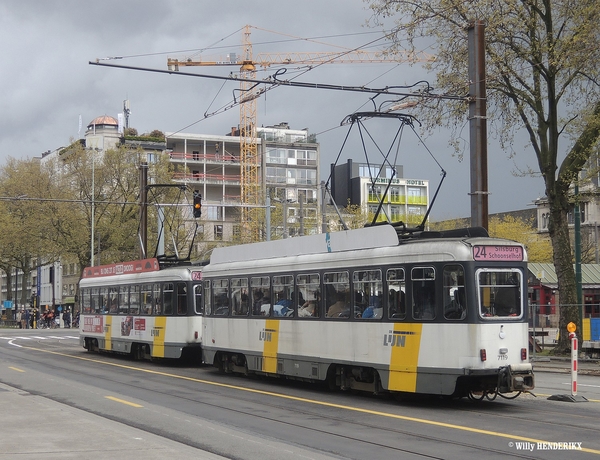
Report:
153,316,167,358
388,323,423,392
104,316,112,351
262,319,280,374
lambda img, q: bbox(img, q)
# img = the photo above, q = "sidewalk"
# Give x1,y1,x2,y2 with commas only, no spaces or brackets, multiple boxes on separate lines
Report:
531,356,600,376
0,382,225,460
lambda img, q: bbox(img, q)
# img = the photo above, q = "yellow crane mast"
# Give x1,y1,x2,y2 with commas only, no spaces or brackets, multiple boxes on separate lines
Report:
168,25,432,242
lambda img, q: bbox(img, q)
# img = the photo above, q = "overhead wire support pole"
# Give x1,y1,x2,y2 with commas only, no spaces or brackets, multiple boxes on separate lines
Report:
467,20,489,230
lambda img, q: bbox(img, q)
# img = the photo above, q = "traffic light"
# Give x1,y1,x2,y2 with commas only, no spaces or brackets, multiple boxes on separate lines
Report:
192,190,202,218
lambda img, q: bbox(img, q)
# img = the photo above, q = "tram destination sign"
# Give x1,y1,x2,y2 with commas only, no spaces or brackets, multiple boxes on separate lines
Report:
473,245,523,262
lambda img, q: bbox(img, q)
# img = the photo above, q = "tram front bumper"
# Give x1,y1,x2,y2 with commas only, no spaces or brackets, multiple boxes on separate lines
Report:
498,363,535,393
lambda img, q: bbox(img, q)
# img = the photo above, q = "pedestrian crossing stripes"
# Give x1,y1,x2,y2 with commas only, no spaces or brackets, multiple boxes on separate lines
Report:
0,336,79,340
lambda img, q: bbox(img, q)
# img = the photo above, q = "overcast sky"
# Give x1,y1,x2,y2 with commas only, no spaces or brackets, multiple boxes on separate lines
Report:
0,0,545,221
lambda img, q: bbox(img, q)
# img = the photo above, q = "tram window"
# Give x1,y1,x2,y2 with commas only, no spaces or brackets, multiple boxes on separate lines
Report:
203,280,212,315
108,287,118,314
81,288,91,314
194,284,203,315
354,270,383,320
412,267,436,320
130,285,141,315
91,287,102,314
141,284,154,315
119,286,129,315
443,265,466,320
163,283,174,315
386,269,406,320
231,278,249,316
478,270,522,318
297,273,320,318
251,276,270,316
272,275,294,317
213,279,229,316
176,283,187,315
152,283,161,315
324,271,350,319
98,287,108,314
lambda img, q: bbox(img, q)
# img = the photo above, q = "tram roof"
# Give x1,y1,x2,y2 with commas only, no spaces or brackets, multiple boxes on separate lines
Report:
210,226,400,265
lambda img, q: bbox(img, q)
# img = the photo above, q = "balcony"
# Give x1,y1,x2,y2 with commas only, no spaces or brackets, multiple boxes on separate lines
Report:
169,151,239,164
172,172,241,185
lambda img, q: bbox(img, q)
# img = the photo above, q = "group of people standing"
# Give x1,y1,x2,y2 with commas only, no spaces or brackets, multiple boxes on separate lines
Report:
14,308,77,329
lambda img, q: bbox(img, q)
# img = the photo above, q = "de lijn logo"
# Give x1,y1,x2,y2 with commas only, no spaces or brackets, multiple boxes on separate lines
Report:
383,330,416,347
259,328,277,342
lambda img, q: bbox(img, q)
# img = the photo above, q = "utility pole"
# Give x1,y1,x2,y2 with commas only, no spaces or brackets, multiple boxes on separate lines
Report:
468,21,489,230
139,162,148,259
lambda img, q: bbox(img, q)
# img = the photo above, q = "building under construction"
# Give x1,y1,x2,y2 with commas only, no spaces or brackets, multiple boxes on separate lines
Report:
166,122,321,247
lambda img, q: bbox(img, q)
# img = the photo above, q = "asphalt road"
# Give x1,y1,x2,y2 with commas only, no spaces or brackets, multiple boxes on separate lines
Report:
1,328,600,460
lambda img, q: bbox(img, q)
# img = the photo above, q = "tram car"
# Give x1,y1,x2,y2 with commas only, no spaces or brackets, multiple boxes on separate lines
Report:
79,258,204,361
201,225,535,399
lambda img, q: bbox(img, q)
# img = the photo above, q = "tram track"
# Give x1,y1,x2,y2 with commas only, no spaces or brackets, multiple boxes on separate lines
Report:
1,343,578,459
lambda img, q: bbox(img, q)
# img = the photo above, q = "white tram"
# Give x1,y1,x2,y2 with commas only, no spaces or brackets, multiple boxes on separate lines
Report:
79,258,204,361
201,225,535,398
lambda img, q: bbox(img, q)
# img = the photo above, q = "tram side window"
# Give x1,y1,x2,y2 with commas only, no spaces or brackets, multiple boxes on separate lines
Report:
443,265,467,320
163,283,174,315
213,279,229,316
251,276,270,316
176,283,187,315
478,270,522,318
194,284,203,315
231,278,249,316
272,275,294,317
203,280,212,315
91,287,102,314
119,286,129,315
354,270,383,320
98,287,108,314
412,267,436,320
324,271,350,319
108,287,118,314
386,268,406,320
297,273,320,318
141,283,154,315
130,285,141,315
81,288,91,314
152,283,161,315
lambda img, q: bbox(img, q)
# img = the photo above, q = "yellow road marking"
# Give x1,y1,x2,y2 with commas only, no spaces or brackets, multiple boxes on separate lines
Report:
8,366,25,372
105,396,143,408
21,345,600,455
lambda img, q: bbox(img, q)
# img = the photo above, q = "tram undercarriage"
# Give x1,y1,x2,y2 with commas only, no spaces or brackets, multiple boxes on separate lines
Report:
210,350,534,400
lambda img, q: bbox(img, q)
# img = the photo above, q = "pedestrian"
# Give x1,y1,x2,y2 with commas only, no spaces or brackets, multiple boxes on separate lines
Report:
16,309,22,328
24,309,30,329
63,309,71,328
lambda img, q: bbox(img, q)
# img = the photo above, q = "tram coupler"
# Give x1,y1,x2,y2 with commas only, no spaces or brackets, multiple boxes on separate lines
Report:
498,363,535,393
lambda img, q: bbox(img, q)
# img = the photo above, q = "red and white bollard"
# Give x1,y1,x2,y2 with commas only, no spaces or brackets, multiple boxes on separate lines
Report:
570,331,578,397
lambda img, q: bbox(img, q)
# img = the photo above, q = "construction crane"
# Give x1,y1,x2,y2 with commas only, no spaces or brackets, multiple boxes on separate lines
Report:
167,25,432,242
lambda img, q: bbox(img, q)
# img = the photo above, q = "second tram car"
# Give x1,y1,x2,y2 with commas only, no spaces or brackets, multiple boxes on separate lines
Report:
201,225,535,399
79,258,204,360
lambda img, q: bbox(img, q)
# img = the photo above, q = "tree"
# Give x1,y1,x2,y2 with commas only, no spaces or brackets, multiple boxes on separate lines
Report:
367,0,600,350
45,142,178,271
0,158,61,307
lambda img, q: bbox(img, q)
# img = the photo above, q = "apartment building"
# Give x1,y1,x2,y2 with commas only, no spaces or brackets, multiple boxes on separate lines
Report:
330,159,429,226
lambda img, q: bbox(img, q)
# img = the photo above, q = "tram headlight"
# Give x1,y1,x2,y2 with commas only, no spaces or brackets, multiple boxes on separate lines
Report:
480,349,487,361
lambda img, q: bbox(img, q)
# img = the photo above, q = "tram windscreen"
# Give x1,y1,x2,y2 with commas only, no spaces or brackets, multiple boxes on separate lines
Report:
478,270,522,318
